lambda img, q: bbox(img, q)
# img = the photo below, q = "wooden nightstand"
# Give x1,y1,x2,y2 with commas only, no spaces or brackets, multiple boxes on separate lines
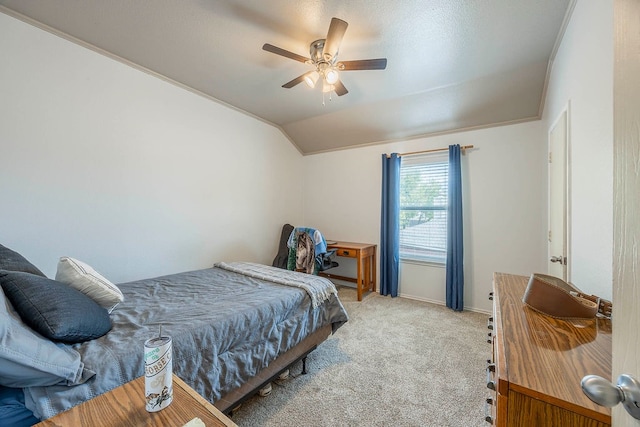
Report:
36,375,237,427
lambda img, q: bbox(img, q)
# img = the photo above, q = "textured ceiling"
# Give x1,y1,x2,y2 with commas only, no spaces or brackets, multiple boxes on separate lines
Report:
0,0,572,154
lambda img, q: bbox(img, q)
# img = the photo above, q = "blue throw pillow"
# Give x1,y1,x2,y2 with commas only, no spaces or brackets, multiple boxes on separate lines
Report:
0,286,95,387
0,270,112,344
0,244,45,277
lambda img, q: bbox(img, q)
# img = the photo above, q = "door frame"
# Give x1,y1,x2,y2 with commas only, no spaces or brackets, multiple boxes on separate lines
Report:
547,103,572,281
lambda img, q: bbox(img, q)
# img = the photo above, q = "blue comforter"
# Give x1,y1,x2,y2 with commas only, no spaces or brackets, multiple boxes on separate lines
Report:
23,265,348,420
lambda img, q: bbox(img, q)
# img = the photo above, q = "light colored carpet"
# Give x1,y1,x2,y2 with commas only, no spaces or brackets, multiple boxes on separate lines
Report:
231,286,490,427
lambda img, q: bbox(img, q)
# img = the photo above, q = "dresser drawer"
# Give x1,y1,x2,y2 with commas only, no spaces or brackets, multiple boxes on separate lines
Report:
335,248,357,257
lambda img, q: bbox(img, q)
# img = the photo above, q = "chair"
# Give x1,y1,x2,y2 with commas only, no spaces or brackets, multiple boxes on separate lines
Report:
272,225,337,275
288,227,338,275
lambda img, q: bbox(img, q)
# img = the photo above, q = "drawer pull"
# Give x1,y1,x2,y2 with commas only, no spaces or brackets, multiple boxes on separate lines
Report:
486,363,496,391
487,319,493,330
488,291,494,301
341,250,349,256
484,397,494,424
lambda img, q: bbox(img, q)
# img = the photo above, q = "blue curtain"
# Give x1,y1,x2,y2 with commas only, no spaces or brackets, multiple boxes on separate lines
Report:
380,153,401,297
446,144,464,311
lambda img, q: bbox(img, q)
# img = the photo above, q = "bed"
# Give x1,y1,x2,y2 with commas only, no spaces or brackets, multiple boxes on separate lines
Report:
0,243,348,424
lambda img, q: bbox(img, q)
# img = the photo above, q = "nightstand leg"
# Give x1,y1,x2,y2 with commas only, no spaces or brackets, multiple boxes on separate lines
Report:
371,246,377,293
356,251,363,301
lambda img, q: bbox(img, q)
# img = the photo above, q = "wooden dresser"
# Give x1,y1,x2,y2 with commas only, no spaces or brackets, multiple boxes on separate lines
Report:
486,273,612,426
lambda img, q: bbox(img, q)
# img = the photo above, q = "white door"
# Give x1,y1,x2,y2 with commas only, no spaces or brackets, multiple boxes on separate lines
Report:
548,109,568,280
612,0,640,425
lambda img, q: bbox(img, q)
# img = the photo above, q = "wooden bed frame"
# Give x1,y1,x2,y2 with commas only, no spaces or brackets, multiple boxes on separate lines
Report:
214,323,332,415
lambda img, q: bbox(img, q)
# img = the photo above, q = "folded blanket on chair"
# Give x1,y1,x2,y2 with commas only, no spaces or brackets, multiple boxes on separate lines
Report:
286,228,326,275
294,232,315,274
286,227,327,255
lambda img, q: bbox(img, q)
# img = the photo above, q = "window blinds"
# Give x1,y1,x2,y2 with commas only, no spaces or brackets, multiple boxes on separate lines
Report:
399,153,449,263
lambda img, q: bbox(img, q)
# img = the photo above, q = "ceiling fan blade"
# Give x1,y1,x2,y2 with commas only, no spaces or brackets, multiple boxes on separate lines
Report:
333,79,349,96
262,43,309,63
338,58,387,71
323,18,348,62
282,74,307,88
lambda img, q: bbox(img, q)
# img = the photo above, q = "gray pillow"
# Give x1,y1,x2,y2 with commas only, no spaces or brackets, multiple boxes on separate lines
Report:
0,244,45,277
0,270,112,344
0,285,95,388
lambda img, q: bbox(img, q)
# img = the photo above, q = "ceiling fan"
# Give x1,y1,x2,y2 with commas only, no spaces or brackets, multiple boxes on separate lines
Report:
262,17,387,97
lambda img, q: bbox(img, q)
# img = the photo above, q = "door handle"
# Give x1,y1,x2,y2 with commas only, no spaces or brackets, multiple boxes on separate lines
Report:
581,374,640,420
550,255,565,264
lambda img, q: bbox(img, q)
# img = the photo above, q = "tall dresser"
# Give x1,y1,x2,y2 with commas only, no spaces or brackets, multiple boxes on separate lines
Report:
485,272,612,426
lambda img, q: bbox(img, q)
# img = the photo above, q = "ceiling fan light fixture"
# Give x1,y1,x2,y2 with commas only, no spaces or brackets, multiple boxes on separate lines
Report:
262,17,386,100
304,70,320,88
325,68,339,85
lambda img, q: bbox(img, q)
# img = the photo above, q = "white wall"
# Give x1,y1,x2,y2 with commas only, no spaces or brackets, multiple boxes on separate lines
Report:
302,0,615,312
542,0,613,300
303,121,547,312
0,13,303,282
1,3,610,313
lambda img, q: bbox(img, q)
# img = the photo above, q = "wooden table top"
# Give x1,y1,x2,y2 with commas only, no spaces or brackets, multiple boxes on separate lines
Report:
326,241,376,250
36,375,237,427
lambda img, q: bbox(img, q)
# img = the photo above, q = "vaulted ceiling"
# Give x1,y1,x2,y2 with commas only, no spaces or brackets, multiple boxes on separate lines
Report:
0,0,573,154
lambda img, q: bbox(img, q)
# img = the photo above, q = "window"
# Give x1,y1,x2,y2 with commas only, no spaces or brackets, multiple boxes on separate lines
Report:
399,153,448,263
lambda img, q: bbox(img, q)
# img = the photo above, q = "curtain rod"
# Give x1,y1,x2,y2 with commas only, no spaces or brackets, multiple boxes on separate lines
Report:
387,145,474,158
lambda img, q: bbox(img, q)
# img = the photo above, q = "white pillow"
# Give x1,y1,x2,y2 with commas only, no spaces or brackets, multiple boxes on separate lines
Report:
55,257,123,313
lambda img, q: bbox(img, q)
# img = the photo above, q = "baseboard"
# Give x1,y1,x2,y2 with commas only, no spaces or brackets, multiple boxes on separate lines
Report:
397,293,491,315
